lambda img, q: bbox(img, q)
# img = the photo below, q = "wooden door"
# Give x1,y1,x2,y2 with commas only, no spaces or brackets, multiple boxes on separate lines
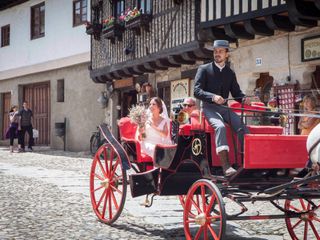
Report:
2,92,11,140
23,82,50,145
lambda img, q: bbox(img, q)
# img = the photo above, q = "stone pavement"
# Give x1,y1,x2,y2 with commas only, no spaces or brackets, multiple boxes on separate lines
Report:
0,146,295,239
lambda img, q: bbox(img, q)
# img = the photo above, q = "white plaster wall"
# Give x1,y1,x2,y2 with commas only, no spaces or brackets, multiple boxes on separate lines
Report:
0,0,90,73
0,63,105,151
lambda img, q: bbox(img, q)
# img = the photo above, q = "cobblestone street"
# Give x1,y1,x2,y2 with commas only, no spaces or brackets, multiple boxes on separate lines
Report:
0,146,298,239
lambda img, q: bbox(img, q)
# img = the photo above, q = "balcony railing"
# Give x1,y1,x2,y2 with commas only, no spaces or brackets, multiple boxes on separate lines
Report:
200,0,287,27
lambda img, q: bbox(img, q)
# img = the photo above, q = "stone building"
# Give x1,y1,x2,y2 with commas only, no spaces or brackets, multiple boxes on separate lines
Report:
0,0,105,151
88,0,320,134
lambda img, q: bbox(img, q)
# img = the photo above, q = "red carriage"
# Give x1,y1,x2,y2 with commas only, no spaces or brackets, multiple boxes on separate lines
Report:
89,104,320,240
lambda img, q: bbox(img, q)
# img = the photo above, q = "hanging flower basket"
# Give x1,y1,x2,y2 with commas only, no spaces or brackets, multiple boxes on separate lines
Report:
102,23,125,40
85,22,102,40
125,14,152,33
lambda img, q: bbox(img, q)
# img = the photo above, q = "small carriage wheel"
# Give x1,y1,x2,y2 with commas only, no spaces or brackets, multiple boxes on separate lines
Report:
183,179,226,240
90,143,127,224
284,198,320,240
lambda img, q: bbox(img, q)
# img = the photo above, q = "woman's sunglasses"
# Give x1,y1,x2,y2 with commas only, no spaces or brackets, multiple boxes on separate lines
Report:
183,104,194,108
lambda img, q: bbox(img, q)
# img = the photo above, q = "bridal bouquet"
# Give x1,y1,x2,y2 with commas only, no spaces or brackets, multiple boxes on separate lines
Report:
128,105,148,139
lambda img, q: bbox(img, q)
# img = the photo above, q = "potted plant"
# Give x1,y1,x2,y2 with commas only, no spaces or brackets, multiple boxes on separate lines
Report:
125,7,152,34
102,16,125,42
85,21,102,40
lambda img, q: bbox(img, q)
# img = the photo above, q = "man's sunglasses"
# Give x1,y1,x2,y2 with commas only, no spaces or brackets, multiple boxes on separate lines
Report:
183,104,195,108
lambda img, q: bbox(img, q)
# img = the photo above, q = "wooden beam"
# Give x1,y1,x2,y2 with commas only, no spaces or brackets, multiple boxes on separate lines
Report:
132,66,145,75
287,0,320,20
117,70,132,78
137,64,155,73
224,23,255,40
180,52,196,62
315,0,320,10
151,60,169,70
192,48,212,60
159,58,181,68
168,55,195,65
127,67,144,75
210,27,237,42
244,19,274,36
143,62,157,72
265,15,295,32
111,71,122,79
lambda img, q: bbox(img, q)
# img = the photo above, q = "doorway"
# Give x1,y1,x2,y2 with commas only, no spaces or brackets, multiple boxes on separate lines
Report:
2,92,11,140
23,82,50,145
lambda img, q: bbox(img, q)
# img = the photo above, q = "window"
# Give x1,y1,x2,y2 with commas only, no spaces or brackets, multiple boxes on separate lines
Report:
31,2,45,39
114,0,125,18
73,0,87,26
136,0,152,14
1,25,10,47
57,79,64,102
157,82,171,113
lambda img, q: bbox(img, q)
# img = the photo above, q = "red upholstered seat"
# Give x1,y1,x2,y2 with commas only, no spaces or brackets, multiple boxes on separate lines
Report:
118,117,153,163
247,125,283,135
179,124,192,135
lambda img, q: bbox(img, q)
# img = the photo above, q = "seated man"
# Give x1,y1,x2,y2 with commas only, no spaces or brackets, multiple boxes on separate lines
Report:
182,97,197,120
194,40,251,177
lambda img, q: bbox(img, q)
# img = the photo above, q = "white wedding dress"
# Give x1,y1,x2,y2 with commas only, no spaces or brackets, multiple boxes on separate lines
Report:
140,117,172,159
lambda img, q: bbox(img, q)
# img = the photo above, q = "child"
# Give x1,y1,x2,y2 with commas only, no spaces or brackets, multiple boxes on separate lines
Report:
298,95,320,135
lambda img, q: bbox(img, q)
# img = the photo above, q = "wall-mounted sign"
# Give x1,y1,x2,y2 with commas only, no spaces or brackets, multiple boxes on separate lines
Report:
113,77,134,89
255,58,262,66
301,35,320,62
170,78,189,111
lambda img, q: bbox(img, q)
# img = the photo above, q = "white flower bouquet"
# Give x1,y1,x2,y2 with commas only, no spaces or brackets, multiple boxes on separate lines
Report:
128,105,148,139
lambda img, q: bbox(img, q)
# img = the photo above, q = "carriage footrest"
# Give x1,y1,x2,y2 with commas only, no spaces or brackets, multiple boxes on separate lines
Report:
129,168,160,198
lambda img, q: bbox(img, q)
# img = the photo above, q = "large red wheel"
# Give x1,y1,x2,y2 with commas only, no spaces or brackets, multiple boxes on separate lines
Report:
90,143,127,224
285,198,320,240
184,179,226,240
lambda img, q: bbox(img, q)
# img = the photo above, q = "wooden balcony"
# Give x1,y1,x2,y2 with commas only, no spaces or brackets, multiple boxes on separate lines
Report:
199,0,320,41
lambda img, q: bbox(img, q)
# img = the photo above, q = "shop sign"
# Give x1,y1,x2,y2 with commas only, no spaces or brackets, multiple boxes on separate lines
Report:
170,78,190,111
301,35,320,62
113,77,134,89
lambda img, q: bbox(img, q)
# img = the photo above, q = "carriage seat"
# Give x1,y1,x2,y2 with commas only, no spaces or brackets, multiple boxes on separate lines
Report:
190,110,283,135
118,117,152,163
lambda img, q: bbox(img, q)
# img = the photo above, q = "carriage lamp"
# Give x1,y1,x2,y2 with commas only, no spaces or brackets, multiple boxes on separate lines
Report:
97,91,108,108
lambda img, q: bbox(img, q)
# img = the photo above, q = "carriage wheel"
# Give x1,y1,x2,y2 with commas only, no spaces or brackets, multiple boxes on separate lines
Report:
90,143,127,224
284,198,320,240
179,195,186,209
184,179,226,240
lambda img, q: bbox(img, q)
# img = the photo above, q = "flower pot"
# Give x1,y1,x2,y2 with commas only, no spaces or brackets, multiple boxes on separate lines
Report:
102,23,125,42
85,23,102,40
125,14,152,34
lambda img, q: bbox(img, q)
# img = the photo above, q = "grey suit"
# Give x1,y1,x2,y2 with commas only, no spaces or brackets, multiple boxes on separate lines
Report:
194,62,249,154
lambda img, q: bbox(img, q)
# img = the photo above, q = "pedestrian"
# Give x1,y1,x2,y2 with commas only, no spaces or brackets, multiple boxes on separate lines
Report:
194,40,251,177
18,101,34,152
298,94,320,135
6,105,19,153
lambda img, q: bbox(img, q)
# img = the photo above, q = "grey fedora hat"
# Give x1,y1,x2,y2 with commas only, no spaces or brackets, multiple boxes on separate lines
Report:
213,40,230,50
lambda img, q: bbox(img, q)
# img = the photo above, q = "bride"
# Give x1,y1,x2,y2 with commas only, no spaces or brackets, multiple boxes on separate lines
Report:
137,97,172,159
